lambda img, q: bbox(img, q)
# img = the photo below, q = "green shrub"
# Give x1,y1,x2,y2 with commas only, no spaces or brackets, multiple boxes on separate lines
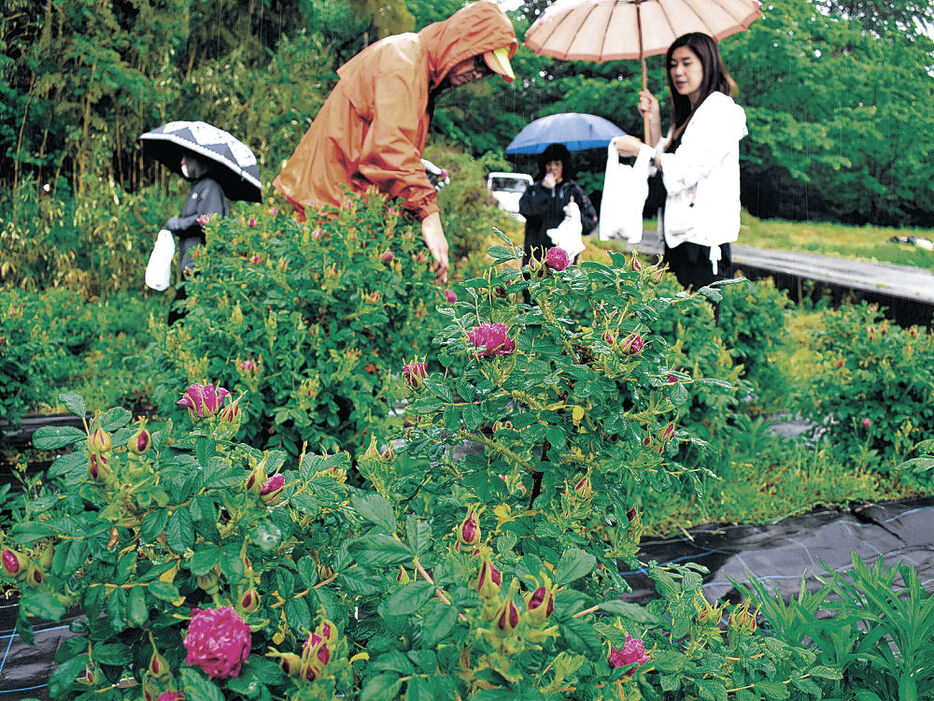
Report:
801,302,934,469
146,194,450,457
0,242,835,699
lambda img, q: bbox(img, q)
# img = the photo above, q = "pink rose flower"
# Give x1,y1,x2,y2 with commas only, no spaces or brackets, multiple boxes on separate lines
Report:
546,247,570,271
862,417,871,428
177,383,230,418
609,634,650,671
444,289,457,303
402,360,428,390
468,323,515,358
183,607,251,679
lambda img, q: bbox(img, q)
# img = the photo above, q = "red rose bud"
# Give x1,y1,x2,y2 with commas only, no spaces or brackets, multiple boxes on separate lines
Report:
2,549,26,576
149,648,171,680
251,255,262,265
623,333,645,355
277,652,302,677
317,563,334,581
728,601,758,636
629,256,642,271
87,421,112,453
239,587,260,613
603,331,616,345
88,453,109,481
402,360,428,390
315,619,338,645
197,570,220,594
457,509,481,550
26,565,43,587
574,475,592,500
128,425,151,454
444,289,457,303
659,423,675,443
380,250,394,263
397,567,410,584
244,457,268,495
316,641,331,667
627,508,638,523
239,359,256,373
495,597,520,634
862,417,871,429
260,473,285,505
667,374,678,383
475,558,502,599
524,584,556,625
301,632,324,664
247,217,256,227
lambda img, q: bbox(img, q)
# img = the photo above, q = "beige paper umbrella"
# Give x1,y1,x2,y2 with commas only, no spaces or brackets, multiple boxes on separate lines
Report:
525,0,761,140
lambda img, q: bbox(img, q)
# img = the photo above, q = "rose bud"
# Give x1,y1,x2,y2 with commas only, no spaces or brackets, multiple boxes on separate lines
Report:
574,475,592,500
862,417,871,429
658,423,675,443
629,256,642,271
88,453,110,481
474,558,502,600
260,473,285,505
26,565,43,587
380,250,394,263
197,570,220,595
524,584,556,625
149,648,171,680
494,597,520,634
244,457,268,495
239,359,256,373
301,632,323,664
728,601,758,637
444,289,457,303
402,360,428,391
315,619,338,645
231,304,244,326
238,587,260,613
127,425,151,455
87,421,112,454
456,509,481,550
157,692,185,701
247,217,256,228
603,331,616,345
397,567,410,585
276,652,302,676
317,563,334,581
623,333,646,355
2,549,27,576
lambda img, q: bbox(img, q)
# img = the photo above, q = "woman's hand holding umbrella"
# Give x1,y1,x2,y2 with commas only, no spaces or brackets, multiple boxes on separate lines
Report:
638,90,662,147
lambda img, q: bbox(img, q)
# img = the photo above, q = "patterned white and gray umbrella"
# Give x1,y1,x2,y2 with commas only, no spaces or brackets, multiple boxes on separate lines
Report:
140,121,262,202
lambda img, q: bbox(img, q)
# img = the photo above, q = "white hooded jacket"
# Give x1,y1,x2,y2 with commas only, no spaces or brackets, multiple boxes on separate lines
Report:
643,91,748,273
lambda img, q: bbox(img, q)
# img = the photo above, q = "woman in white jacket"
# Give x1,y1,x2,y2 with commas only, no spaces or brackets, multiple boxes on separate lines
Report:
612,32,747,290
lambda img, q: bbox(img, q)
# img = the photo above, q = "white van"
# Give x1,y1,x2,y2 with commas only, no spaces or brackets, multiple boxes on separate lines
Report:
486,172,533,219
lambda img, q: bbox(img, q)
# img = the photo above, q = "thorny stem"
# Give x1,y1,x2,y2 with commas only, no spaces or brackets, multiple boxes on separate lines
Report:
414,558,467,622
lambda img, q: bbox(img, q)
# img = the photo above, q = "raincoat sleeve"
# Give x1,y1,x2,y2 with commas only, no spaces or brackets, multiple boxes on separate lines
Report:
355,67,438,220
657,94,747,196
573,183,598,236
519,183,552,218
168,179,229,235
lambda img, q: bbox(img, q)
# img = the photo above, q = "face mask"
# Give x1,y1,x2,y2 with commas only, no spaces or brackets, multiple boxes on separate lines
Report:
181,162,190,179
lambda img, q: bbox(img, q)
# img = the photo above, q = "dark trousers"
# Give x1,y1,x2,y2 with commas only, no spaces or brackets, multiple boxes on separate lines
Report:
663,242,732,291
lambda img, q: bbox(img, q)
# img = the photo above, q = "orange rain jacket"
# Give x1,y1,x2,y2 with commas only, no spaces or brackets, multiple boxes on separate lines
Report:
273,1,517,221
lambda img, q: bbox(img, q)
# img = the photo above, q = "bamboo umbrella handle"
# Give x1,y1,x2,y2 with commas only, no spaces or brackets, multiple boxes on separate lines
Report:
636,1,651,144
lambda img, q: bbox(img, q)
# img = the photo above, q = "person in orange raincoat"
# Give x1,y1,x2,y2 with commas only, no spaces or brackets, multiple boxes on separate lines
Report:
273,1,518,282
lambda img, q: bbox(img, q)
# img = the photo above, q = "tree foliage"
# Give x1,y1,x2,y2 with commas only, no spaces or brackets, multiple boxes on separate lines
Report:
0,0,932,227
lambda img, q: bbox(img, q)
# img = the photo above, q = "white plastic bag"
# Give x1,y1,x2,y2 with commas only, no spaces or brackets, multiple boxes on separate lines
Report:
546,199,585,258
145,229,176,291
599,144,652,244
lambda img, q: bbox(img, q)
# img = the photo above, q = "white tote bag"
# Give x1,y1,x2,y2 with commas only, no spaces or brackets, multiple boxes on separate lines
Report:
145,229,176,291
599,144,652,244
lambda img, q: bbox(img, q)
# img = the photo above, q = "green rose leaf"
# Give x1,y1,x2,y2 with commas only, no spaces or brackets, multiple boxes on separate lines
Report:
166,508,194,554
181,667,225,701
379,581,435,617
348,535,413,568
559,617,602,657
189,548,220,576
32,425,86,450
556,547,596,586
92,642,132,666
127,586,148,627
47,451,86,478
351,492,397,533
99,406,132,431
21,591,67,621
58,392,87,418
148,581,181,603
670,382,690,406
284,596,312,633
360,673,403,701
421,600,458,647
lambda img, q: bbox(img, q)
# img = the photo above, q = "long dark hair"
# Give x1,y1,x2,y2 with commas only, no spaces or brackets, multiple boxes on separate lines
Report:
535,143,575,181
666,33,735,141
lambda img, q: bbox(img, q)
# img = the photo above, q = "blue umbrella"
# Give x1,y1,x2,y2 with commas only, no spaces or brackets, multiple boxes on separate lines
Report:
506,113,626,155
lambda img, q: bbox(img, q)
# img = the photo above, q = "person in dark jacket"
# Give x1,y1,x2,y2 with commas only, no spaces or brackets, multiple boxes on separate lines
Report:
518,143,597,266
165,151,229,324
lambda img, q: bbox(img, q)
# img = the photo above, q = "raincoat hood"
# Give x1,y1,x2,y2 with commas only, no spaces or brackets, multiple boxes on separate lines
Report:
338,1,518,91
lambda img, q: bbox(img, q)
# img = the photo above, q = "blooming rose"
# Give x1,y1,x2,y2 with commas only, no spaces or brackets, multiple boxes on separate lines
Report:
609,634,650,670
177,383,230,417
468,323,515,357
183,607,251,679
444,289,457,303
402,360,428,390
546,247,570,271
